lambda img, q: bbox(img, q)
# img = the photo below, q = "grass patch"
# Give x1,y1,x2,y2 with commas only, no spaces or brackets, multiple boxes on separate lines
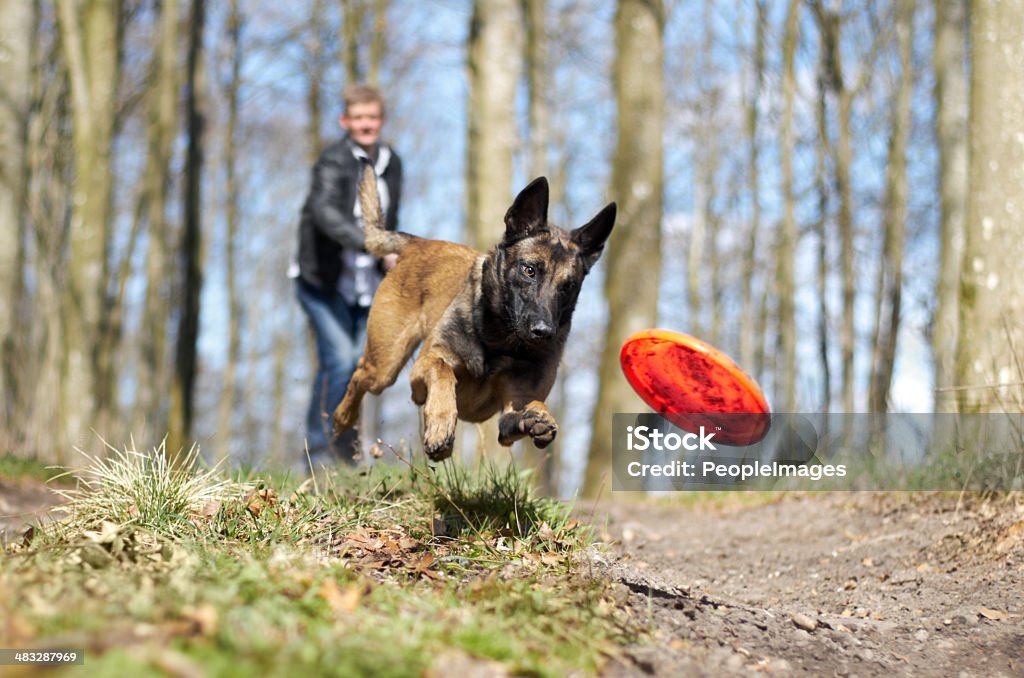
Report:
0,454,66,483
434,457,576,537
1,445,639,676
52,439,251,538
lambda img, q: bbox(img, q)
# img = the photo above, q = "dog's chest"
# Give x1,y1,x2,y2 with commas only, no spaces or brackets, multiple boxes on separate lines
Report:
452,353,545,422
454,376,501,422
452,356,516,421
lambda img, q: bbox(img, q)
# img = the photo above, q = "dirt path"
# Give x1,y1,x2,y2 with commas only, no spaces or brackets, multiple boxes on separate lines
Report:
0,478,65,546
591,493,1024,677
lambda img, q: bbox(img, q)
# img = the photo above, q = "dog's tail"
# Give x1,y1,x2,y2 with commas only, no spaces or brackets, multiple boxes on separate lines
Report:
359,162,415,256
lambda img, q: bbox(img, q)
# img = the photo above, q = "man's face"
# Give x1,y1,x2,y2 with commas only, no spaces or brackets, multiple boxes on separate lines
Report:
340,101,384,150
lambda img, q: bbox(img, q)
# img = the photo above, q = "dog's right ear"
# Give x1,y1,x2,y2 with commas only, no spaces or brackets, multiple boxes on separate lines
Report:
503,177,549,243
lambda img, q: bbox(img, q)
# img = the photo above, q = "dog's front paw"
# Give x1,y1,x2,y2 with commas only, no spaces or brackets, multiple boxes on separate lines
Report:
423,417,456,461
521,403,558,448
333,403,358,437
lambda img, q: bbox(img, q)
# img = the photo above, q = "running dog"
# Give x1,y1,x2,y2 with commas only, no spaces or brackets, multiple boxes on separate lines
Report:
333,164,615,460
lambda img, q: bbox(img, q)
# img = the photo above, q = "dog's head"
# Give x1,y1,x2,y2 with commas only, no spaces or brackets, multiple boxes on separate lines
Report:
485,177,615,346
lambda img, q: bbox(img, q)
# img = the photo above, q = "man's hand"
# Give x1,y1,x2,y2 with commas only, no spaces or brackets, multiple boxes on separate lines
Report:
383,253,399,271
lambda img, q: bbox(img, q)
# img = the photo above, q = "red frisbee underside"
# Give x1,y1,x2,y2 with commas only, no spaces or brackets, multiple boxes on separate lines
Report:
620,329,771,446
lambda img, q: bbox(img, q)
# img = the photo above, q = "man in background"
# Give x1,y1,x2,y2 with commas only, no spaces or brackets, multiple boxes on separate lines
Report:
292,84,402,465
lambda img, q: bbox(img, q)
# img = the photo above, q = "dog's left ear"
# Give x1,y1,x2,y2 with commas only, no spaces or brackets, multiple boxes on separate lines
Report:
503,177,549,243
571,202,616,267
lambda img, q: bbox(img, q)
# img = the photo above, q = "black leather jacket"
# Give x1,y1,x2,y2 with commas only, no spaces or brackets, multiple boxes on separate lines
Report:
296,135,402,291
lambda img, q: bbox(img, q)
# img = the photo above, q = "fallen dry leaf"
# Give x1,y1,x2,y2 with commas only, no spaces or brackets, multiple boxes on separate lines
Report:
537,522,556,542
540,552,561,566
246,488,279,518
201,500,221,520
319,579,362,614
148,648,205,678
978,607,1008,621
182,604,218,636
289,478,316,501
414,551,435,572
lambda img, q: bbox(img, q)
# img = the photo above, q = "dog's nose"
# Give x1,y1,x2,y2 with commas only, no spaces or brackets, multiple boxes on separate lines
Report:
530,320,554,339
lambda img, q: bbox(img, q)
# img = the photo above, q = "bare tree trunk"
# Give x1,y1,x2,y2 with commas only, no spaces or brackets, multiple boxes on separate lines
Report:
708,205,722,348
56,0,122,454
814,44,832,415
465,0,523,461
704,0,724,350
777,0,800,413
739,0,765,371
466,0,522,250
814,2,856,413
690,0,720,344
869,0,913,414
239,308,261,458
0,0,34,437
932,0,968,413
217,0,244,459
19,16,71,463
169,0,207,452
753,258,770,380
137,0,180,438
955,0,1024,412
368,0,387,86
340,0,364,85
270,329,289,467
687,182,706,339
97,170,145,429
306,0,325,161
524,0,549,182
583,0,663,497
836,69,855,414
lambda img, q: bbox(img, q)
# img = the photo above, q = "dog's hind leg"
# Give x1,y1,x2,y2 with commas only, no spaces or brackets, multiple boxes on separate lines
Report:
410,348,459,461
333,324,421,436
497,401,558,448
332,358,371,435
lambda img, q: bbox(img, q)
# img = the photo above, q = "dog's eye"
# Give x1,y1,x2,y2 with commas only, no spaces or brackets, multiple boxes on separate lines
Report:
520,263,536,279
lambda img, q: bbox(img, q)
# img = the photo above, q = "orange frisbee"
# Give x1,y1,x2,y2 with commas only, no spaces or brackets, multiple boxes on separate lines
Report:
620,329,771,446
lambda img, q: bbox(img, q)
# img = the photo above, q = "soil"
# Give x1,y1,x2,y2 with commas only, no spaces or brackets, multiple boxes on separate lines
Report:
0,477,66,546
591,493,1024,677
2,477,1022,676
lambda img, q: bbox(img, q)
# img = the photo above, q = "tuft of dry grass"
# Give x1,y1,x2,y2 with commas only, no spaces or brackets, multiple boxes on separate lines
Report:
52,437,251,537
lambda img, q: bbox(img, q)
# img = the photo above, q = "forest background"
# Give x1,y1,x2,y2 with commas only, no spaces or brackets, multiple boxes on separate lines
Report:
1,0,1020,497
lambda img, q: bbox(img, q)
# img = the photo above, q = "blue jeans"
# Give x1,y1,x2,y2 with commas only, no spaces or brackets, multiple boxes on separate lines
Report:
295,278,369,458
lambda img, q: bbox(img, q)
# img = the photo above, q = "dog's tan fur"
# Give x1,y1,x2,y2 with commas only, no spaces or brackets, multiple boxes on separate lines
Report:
333,164,614,460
